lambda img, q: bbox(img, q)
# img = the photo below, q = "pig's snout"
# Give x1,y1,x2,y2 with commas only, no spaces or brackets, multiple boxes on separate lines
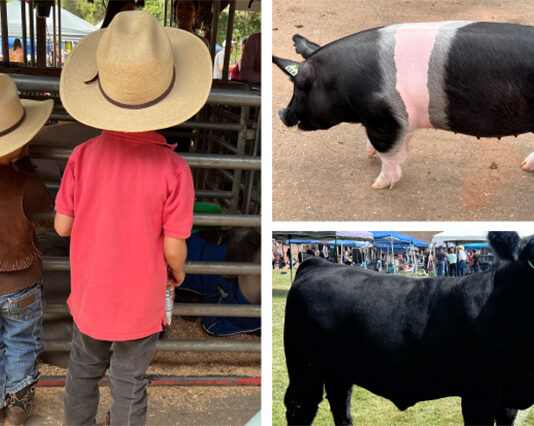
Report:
278,108,298,127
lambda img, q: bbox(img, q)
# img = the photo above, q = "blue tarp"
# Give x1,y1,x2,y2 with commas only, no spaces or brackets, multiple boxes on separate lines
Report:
325,240,367,247
371,231,429,248
283,239,322,245
463,242,489,249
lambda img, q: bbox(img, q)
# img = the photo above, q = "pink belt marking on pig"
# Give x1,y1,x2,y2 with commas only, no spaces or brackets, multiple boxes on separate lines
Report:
394,22,449,130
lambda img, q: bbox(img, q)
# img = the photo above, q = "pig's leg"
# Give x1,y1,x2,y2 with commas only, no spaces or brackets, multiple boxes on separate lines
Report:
366,140,377,158
370,134,410,190
521,152,534,171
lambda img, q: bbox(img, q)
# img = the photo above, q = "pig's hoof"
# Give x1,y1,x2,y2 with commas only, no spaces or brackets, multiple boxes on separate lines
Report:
372,173,395,189
371,181,387,190
521,152,534,171
366,142,377,158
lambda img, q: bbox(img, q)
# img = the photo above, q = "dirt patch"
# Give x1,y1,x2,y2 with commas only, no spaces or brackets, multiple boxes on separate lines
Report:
272,0,534,221
32,316,260,425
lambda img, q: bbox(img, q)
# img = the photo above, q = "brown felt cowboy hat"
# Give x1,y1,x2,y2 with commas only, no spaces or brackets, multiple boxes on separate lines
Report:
60,10,212,132
0,75,53,158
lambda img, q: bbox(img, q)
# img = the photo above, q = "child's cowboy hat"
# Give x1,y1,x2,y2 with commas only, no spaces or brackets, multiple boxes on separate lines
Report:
0,75,53,158
60,10,212,132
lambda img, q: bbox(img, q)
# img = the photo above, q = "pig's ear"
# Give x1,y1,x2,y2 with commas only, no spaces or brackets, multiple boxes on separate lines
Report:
272,56,301,80
292,34,321,59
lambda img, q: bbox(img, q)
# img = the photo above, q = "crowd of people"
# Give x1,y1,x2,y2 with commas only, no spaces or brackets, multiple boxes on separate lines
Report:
273,244,486,277
431,246,480,277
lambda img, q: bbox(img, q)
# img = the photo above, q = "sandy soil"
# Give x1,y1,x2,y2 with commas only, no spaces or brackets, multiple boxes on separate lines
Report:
272,0,534,221
28,316,260,425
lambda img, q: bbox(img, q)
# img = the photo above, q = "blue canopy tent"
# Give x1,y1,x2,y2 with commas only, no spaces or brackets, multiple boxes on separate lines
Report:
371,232,429,274
326,240,369,247
282,239,322,245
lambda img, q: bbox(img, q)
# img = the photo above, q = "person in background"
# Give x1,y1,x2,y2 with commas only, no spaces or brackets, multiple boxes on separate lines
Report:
448,248,457,277
0,74,53,425
173,0,209,47
213,40,233,79
9,38,23,63
467,250,474,274
240,32,260,84
436,247,446,277
230,36,248,80
472,249,480,273
457,245,467,276
100,0,140,28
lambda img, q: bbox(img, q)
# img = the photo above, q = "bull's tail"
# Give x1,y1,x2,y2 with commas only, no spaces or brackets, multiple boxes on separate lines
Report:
284,284,325,425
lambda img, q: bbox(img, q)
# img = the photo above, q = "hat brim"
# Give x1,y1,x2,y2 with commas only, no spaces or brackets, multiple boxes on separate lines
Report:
0,99,54,158
60,28,213,132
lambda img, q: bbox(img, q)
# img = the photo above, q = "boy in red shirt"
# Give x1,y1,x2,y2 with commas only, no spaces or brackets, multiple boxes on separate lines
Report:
54,10,212,425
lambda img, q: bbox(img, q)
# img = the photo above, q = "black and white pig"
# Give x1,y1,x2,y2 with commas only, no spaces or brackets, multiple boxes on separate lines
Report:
274,22,534,189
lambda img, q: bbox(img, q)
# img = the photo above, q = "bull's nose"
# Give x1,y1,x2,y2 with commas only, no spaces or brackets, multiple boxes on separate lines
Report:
278,108,297,127
278,108,288,125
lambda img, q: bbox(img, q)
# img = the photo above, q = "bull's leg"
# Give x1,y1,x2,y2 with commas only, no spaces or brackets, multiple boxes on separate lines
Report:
461,388,501,426
284,372,324,425
325,379,353,425
521,151,534,171
495,405,518,426
372,138,410,190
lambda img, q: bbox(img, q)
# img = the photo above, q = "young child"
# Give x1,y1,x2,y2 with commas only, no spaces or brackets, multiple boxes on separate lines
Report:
0,74,53,425
54,10,212,425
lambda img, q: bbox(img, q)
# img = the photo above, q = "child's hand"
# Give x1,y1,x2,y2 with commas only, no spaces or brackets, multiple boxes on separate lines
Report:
168,267,185,287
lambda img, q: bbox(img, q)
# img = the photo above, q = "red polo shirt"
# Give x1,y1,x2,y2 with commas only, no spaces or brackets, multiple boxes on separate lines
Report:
55,131,194,341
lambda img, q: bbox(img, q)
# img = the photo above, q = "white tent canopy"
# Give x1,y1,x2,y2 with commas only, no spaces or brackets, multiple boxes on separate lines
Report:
1,0,97,43
432,230,534,244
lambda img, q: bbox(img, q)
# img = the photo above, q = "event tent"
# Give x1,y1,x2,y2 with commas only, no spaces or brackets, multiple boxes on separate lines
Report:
1,1,97,44
372,231,429,248
433,230,534,244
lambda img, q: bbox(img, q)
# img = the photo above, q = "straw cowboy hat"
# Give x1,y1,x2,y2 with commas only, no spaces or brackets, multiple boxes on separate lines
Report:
60,10,212,132
0,74,53,158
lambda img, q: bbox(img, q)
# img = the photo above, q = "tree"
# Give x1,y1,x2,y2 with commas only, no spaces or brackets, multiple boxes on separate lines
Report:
216,8,260,63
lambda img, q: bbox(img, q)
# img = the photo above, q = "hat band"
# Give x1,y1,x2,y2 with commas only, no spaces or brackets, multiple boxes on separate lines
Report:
0,110,26,138
85,68,176,110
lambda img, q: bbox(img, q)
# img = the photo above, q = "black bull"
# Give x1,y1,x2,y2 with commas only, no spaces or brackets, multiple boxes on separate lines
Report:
284,232,534,425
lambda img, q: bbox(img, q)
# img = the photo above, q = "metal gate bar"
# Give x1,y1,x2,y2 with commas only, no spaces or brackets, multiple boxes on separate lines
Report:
44,339,260,353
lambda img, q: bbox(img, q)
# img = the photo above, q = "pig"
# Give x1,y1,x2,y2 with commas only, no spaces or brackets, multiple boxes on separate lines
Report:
274,22,534,189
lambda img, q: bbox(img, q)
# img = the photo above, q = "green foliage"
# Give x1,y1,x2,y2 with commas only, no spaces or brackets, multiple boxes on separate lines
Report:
216,7,260,63
143,0,165,24
61,0,106,25
60,0,165,26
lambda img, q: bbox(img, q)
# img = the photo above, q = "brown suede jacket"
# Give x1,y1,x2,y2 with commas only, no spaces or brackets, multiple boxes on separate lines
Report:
0,157,50,295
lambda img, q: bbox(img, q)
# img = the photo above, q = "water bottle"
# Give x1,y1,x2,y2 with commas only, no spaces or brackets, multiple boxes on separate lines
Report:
165,281,174,325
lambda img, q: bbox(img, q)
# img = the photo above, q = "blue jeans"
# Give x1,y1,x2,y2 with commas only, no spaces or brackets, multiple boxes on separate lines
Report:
437,261,445,276
458,260,466,276
0,283,44,404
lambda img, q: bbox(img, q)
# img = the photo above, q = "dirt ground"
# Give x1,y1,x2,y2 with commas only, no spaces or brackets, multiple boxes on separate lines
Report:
272,0,534,221
27,316,260,425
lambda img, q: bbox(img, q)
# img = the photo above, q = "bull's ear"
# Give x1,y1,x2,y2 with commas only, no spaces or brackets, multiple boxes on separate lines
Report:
488,231,520,261
292,34,321,59
272,56,301,80
518,234,534,263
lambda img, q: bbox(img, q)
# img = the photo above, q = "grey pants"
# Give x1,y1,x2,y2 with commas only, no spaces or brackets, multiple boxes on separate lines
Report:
63,323,158,426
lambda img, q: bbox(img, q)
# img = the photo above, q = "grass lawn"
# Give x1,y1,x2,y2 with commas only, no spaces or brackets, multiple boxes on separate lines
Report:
272,269,534,425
